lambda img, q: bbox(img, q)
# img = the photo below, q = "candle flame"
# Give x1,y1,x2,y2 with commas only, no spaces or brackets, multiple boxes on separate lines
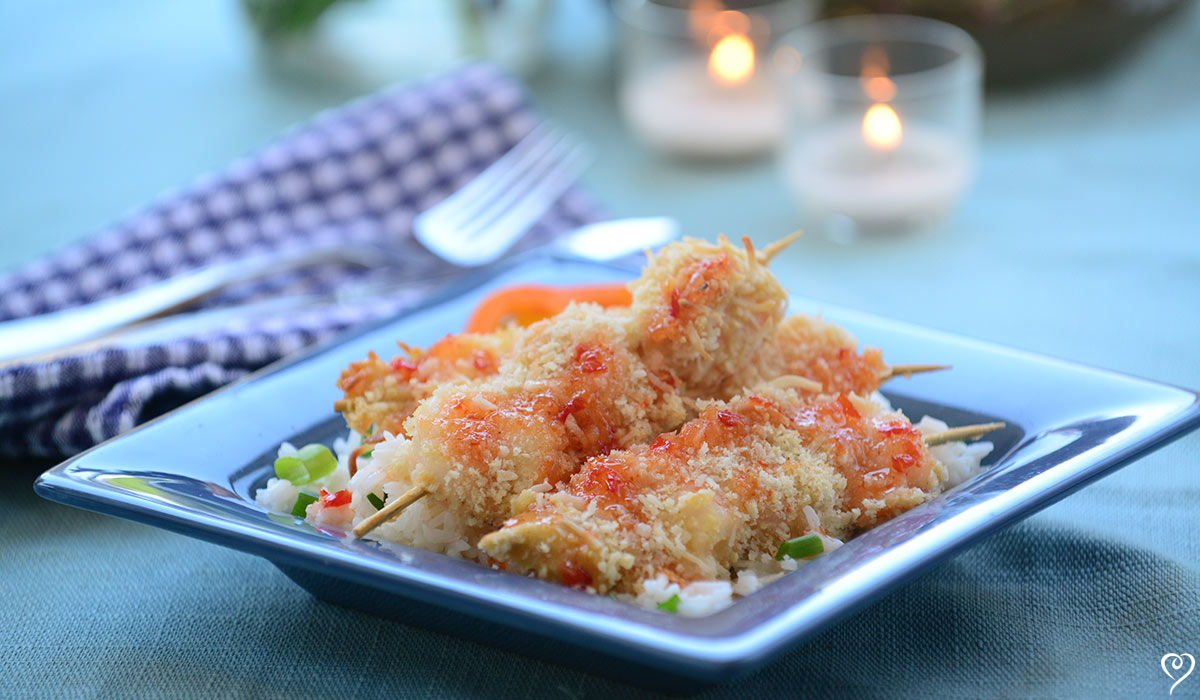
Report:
863,103,902,151
709,32,755,86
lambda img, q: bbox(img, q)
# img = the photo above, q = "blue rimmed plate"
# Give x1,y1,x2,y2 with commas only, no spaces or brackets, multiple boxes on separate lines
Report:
34,255,1200,693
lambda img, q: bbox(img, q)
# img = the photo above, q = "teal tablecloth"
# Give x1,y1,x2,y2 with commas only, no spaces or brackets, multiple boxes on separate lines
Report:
3,2,1198,697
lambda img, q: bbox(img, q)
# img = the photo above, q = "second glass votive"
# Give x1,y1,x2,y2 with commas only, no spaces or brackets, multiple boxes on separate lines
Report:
776,15,983,240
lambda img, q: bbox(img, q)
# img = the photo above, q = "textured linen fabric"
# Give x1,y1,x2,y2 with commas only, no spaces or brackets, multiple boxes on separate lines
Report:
0,62,601,458
4,1,1200,698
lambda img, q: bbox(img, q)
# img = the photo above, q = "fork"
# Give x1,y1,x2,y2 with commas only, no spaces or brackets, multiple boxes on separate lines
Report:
0,127,592,361
414,126,590,266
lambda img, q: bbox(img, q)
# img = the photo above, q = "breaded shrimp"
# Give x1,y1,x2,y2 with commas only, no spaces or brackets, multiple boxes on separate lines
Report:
627,236,789,400
329,237,895,544
335,237,798,537
335,236,874,452
479,390,946,594
626,238,891,399
350,304,687,542
757,314,889,396
334,328,517,437
336,235,785,440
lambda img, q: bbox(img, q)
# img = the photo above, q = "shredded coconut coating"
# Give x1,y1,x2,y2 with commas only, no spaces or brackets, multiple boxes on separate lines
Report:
375,304,688,541
336,238,885,447
337,239,887,445
333,237,902,551
756,314,890,395
335,328,517,436
479,389,947,594
347,237,797,541
628,236,789,400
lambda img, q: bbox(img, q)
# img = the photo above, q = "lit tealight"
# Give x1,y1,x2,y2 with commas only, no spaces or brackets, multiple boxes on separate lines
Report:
616,2,802,158
862,103,902,151
779,15,981,237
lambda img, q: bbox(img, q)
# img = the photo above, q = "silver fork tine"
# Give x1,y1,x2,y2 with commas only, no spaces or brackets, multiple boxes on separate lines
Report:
446,131,573,234
465,144,590,257
427,126,558,229
413,125,589,267
459,133,581,240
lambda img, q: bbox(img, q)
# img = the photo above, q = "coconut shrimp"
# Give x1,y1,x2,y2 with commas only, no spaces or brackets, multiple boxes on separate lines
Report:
763,314,890,396
628,236,918,400
335,328,518,438
323,236,810,543
335,235,787,438
479,389,947,594
322,304,688,543
334,234,898,460
627,236,790,401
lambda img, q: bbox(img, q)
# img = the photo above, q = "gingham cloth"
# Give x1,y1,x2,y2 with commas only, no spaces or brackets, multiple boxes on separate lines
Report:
0,63,603,458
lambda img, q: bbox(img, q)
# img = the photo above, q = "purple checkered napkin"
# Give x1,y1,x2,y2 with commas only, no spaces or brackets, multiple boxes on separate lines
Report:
0,63,603,458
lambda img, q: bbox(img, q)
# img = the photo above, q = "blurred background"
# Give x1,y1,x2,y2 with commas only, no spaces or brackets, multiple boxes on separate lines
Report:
3,0,1198,436
3,0,1196,357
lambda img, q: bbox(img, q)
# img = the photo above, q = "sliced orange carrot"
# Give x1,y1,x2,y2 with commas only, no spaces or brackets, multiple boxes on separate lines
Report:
465,283,632,334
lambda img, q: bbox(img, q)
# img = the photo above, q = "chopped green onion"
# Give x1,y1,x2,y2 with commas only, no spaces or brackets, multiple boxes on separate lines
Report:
367,492,386,510
657,594,681,613
296,443,338,481
774,533,824,561
366,425,375,436
274,455,309,484
360,449,373,459
274,444,337,485
291,492,318,517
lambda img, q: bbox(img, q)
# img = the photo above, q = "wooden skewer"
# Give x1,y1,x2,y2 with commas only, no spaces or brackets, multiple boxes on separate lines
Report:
923,422,1006,447
353,483,428,538
880,364,952,382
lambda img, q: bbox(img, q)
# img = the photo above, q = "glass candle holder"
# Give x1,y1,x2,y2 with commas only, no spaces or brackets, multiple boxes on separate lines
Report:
776,15,983,240
614,0,816,160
